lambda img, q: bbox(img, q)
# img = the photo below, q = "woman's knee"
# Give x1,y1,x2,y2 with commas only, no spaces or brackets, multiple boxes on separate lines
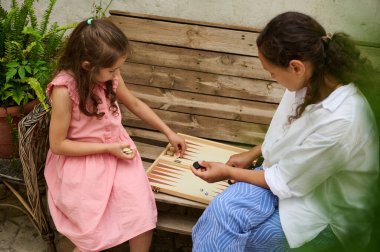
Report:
207,187,237,218
208,183,268,217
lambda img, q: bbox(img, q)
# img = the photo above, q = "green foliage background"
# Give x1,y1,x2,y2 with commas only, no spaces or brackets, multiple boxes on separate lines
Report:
0,0,75,107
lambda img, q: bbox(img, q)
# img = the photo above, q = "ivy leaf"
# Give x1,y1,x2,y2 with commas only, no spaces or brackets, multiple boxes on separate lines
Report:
36,60,46,66
25,66,32,74
6,68,17,82
18,67,26,79
6,61,19,68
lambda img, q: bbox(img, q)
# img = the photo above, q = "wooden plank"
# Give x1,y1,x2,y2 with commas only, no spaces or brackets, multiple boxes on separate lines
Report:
156,211,197,235
121,63,284,103
128,42,271,80
128,127,253,151
134,141,165,161
110,15,259,56
154,193,207,210
110,10,261,33
142,161,152,171
126,84,277,125
127,127,169,143
120,107,268,145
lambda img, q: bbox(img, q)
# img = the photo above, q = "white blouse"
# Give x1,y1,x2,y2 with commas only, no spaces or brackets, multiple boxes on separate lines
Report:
263,83,379,249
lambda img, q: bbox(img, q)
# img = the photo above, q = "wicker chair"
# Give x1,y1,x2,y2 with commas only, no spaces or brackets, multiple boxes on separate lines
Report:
18,101,57,251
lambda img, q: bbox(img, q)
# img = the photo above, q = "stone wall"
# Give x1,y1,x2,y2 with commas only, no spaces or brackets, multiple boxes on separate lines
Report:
28,0,380,45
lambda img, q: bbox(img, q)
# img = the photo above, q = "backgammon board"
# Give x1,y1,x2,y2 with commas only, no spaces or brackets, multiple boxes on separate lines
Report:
146,133,248,204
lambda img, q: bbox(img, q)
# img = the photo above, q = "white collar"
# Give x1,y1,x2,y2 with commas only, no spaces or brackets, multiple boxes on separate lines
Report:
321,83,356,112
296,83,356,113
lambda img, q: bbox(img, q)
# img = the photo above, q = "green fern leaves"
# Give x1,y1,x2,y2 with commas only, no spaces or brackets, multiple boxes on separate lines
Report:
0,0,75,107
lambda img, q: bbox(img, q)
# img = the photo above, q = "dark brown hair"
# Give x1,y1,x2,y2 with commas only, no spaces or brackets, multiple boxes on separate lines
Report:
257,11,377,122
56,18,129,118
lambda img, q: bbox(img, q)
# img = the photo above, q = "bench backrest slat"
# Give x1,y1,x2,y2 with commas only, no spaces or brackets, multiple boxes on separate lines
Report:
109,15,260,56
122,63,284,103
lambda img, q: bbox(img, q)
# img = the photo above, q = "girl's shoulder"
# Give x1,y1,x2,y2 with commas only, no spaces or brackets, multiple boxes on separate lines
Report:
47,70,79,104
51,70,76,84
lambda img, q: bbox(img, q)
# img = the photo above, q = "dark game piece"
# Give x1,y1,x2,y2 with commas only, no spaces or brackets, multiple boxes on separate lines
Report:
193,161,205,169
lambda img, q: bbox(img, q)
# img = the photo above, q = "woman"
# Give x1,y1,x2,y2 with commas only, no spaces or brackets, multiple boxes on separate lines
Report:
192,11,379,252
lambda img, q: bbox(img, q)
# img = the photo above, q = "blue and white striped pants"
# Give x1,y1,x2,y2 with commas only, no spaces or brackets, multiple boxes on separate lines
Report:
192,182,289,252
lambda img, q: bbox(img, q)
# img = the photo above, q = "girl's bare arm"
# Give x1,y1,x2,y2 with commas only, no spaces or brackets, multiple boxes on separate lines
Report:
116,73,186,155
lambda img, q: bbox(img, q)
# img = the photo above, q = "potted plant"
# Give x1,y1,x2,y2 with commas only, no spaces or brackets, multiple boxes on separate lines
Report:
0,0,75,158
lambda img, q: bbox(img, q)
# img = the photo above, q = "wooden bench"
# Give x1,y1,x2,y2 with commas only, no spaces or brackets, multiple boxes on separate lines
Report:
109,10,285,235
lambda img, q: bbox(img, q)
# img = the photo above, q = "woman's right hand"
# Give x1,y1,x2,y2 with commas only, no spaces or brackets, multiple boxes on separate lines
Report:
107,142,136,160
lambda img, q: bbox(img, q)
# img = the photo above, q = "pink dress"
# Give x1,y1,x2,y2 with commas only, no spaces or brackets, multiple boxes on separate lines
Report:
44,71,157,252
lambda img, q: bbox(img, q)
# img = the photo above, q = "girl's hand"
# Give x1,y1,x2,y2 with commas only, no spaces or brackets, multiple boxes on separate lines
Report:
191,161,232,183
108,142,136,160
167,132,187,157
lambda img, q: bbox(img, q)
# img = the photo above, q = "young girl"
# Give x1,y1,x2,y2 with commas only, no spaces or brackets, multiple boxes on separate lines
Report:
44,18,187,252
192,12,379,251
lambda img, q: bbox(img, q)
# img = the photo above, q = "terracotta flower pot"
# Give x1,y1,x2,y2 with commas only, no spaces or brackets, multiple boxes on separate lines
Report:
0,100,38,159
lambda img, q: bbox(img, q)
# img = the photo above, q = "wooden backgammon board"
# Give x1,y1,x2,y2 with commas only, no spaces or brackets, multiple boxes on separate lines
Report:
146,133,248,204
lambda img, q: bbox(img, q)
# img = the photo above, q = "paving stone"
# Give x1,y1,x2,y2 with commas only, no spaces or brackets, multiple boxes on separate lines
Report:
0,209,6,222
0,216,19,249
10,215,47,252
9,215,32,226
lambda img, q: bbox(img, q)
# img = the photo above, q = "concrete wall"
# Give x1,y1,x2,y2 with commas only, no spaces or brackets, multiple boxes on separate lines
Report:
25,0,379,44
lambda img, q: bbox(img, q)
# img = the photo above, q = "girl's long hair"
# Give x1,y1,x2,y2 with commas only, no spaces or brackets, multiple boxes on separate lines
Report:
56,18,129,118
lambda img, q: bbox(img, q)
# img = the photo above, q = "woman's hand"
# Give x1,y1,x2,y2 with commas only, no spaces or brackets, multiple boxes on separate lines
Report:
192,160,268,188
225,148,260,184
226,149,259,169
167,132,187,157
107,142,136,160
191,161,232,183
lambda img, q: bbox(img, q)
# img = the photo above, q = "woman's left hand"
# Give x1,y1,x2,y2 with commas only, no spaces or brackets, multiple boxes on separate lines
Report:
167,132,187,157
191,161,231,183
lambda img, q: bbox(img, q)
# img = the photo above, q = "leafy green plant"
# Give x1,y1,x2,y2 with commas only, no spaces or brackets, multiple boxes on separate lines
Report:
0,0,76,108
